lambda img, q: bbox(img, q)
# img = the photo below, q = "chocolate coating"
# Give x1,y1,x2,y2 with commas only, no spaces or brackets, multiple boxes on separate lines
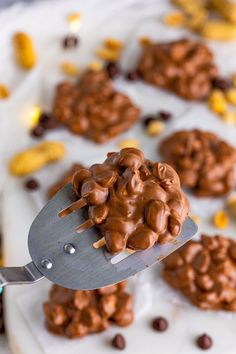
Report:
72,148,189,253
43,281,133,339
52,70,140,143
160,129,236,197
163,234,236,311
137,38,218,100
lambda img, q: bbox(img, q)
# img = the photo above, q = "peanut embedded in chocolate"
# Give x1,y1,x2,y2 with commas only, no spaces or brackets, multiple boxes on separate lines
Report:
72,148,189,253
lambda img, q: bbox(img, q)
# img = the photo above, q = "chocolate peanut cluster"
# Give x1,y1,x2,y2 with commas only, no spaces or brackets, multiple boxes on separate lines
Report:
163,234,236,311
160,129,236,197
43,281,133,339
52,70,140,143
48,163,84,199
137,38,218,100
72,148,189,253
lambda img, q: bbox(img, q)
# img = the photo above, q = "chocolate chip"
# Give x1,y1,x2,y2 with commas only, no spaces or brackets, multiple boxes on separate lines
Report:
158,111,172,121
30,124,45,138
39,112,59,130
24,178,40,191
125,71,140,81
212,77,232,91
152,317,168,332
196,334,213,350
105,62,120,79
62,35,79,49
143,115,157,127
111,334,126,350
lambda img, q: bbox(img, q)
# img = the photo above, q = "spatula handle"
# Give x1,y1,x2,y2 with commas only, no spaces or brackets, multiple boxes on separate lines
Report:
0,262,44,287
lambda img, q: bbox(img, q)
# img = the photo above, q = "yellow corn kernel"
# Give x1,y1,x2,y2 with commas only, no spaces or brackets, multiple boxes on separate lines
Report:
61,62,80,77
221,111,236,124
13,32,37,70
96,48,120,61
67,12,81,33
208,90,227,114
138,36,152,47
0,84,10,99
146,121,165,136
104,38,123,50
213,210,229,229
88,61,103,72
118,139,140,149
226,88,236,105
9,141,65,176
163,11,186,26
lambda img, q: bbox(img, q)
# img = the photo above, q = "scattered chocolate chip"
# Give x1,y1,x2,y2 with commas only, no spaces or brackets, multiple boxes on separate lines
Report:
111,334,126,350
39,112,59,130
105,62,120,79
62,35,79,49
24,178,40,191
152,317,168,332
158,111,172,121
30,124,45,138
212,77,232,91
125,71,140,81
196,334,213,350
143,115,157,127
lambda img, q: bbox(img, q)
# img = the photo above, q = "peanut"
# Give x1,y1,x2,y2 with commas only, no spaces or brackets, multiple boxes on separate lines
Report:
213,210,229,229
96,48,120,61
146,121,165,136
118,139,140,149
61,61,80,77
221,111,236,124
104,38,123,50
163,12,186,27
226,88,236,105
0,84,10,99
9,141,65,176
208,90,227,114
201,20,236,40
211,0,236,23
13,32,37,70
88,61,103,72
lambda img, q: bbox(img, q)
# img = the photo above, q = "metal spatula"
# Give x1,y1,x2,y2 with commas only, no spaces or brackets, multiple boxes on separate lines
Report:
0,183,198,290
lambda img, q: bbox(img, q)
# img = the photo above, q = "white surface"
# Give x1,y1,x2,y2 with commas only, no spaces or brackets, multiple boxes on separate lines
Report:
1,0,236,354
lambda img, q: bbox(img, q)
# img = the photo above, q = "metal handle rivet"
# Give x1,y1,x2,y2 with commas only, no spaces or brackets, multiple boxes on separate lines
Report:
63,243,76,255
41,258,53,270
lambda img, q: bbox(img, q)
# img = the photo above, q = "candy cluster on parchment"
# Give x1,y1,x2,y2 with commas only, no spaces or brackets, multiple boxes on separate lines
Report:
137,38,218,101
71,148,189,253
43,281,133,339
163,234,236,311
53,70,140,143
160,129,236,197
